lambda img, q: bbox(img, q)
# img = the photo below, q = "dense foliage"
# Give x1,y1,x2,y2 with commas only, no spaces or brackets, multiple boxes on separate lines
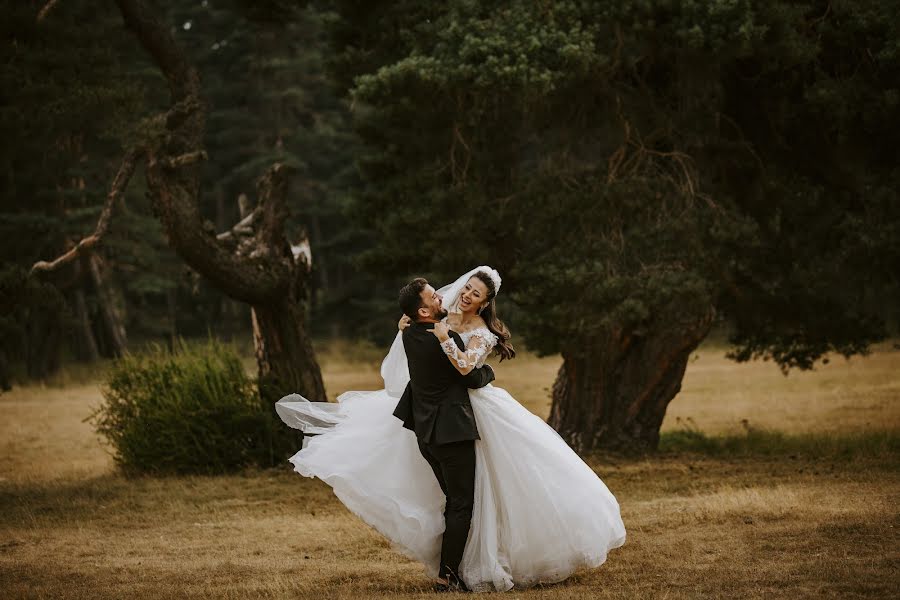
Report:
331,0,900,449
4,0,898,449
1,1,151,376
335,0,900,368
91,340,299,474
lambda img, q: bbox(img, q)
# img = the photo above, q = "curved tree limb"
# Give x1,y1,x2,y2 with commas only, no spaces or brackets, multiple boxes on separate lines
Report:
30,0,326,403
160,150,208,169
216,208,261,243
113,0,299,305
30,147,143,275
143,153,292,304
36,0,62,22
114,0,201,103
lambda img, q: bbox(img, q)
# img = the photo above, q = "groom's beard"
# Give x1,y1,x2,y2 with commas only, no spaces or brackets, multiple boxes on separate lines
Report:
434,307,448,320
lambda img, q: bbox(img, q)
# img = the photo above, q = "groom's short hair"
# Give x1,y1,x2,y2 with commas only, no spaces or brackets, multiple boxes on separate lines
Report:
399,277,428,321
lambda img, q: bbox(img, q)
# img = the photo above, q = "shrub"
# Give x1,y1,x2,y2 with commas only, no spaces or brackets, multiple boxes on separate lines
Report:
90,340,300,475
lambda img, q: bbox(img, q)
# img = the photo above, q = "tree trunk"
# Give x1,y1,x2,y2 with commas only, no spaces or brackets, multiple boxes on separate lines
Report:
0,351,10,392
549,308,715,453
72,287,101,362
86,254,127,357
111,0,326,403
26,314,61,380
252,296,325,404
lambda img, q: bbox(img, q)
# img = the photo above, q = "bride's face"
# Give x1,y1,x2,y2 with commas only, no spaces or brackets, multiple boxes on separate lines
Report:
458,277,490,314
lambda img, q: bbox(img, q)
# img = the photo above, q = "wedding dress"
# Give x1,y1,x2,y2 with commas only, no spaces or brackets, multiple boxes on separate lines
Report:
275,269,626,592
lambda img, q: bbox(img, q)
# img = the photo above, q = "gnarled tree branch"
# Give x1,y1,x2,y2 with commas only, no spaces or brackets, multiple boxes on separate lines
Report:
112,0,297,304
160,150,208,169
30,0,326,402
216,208,261,243
30,146,143,275
114,0,201,103
36,0,62,22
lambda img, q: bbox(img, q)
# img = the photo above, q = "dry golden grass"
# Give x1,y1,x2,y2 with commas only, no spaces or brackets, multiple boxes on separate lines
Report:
669,342,900,435
0,383,111,483
484,342,900,434
1,340,898,598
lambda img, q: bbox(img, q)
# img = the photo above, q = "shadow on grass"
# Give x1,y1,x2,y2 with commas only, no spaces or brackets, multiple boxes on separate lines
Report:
0,467,329,529
659,425,899,461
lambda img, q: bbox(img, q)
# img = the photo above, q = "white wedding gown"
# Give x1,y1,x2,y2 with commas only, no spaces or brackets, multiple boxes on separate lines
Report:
275,326,626,592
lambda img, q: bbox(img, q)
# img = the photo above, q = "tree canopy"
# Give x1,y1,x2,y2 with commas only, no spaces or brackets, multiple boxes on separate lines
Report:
336,0,899,367
3,0,898,451
333,0,900,449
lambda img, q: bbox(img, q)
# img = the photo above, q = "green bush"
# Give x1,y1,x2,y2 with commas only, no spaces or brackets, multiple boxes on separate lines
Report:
90,340,300,475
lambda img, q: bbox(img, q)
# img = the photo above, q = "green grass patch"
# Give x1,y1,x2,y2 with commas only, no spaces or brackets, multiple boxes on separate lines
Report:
659,426,900,460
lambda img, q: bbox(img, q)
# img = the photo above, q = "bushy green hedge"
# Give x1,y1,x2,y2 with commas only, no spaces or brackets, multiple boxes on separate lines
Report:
90,340,299,475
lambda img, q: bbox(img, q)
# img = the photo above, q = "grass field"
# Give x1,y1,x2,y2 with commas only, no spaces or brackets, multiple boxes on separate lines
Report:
1,341,898,598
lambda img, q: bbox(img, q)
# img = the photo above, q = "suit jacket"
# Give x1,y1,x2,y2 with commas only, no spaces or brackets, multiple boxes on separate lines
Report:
392,321,494,444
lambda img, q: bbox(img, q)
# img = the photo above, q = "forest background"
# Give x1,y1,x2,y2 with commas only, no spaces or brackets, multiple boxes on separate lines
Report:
4,0,900,450
1,1,899,598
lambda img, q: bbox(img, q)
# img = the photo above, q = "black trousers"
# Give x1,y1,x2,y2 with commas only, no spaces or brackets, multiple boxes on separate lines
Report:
417,438,476,581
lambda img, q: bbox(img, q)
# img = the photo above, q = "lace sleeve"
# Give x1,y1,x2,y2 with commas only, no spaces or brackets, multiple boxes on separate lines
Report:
439,329,497,371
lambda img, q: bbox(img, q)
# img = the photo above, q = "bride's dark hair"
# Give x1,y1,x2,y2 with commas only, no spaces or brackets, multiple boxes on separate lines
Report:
472,271,516,361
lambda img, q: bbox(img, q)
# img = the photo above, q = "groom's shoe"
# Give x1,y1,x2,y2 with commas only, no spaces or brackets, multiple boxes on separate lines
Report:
432,582,469,594
433,575,451,593
433,573,470,593
445,573,471,593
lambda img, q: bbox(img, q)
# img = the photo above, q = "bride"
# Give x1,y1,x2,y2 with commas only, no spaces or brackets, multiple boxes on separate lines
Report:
275,266,626,592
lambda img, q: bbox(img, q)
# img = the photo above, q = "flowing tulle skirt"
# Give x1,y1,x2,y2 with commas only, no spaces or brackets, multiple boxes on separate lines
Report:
275,385,626,592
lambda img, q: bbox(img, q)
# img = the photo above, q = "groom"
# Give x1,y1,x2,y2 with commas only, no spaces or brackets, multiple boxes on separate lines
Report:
393,277,495,592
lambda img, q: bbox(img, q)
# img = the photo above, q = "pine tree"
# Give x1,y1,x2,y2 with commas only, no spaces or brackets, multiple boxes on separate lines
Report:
332,0,900,451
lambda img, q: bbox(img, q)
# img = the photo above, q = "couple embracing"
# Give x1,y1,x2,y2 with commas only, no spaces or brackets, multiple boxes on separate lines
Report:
276,266,625,592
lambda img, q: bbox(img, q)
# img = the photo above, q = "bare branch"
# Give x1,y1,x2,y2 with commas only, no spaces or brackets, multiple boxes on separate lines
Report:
36,0,62,22
216,208,261,242
31,147,143,275
160,150,208,169
114,0,202,102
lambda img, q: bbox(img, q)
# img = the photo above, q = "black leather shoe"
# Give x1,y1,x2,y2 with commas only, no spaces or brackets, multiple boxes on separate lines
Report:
446,575,470,593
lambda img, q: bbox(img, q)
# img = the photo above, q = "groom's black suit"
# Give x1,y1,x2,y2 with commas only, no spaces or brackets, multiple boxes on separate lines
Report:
393,321,494,584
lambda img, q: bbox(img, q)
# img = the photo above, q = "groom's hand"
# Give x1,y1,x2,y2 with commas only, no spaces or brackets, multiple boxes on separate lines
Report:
427,321,451,342
464,362,495,388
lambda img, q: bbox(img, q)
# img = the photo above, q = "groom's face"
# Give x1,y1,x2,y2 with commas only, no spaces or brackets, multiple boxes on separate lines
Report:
417,284,447,322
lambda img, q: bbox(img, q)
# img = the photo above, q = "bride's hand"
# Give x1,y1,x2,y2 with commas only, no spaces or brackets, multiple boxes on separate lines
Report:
398,315,411,331
428,321,451,342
